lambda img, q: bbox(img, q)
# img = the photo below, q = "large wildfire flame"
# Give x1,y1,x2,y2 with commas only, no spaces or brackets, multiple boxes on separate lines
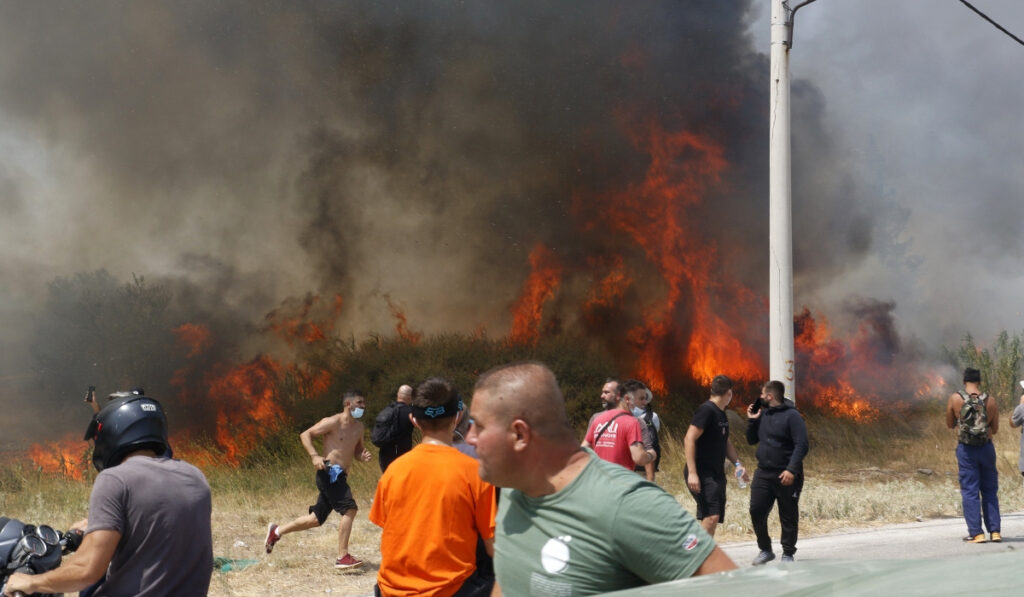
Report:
21,123,929,478
509,121,765,393
508,118,929,418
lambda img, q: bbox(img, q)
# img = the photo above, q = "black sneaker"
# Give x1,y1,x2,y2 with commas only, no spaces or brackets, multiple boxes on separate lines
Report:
752,550,776,566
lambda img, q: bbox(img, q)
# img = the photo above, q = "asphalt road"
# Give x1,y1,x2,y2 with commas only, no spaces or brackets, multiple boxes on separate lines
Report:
720,511,1024,566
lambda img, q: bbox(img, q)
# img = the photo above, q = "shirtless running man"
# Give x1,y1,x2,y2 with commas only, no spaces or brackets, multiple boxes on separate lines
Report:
264,390,373,569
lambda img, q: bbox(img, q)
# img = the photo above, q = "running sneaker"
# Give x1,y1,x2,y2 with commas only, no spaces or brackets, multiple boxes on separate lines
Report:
335,554,364,570
264,523,280,553
990,532,1002,543
780,554,795,562
963,534,987,543
751,550,776,565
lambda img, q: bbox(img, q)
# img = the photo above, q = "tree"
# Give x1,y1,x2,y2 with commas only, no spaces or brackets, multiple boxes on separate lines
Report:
31,270,176,408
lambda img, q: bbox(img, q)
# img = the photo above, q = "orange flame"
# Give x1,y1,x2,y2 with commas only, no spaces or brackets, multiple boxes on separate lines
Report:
27,434,89,480
816,380,880,423
579,120,761,391
387,298,423,344
208,355,284,465
174,323,213,357
794,308,885,422
264,294,343,346
510,244,563,345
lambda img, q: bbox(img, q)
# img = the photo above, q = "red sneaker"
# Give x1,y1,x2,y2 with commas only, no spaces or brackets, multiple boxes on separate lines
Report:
334,554,364,570
264,523,280,554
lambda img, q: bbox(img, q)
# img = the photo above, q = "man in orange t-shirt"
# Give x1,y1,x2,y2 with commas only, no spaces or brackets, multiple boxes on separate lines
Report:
370,377,496,597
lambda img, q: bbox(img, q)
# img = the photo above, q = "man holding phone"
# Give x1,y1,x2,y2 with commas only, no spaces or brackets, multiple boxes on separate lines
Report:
746,380,809,565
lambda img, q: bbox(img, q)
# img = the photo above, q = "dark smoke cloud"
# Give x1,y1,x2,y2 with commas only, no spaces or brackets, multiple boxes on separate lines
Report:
1,1,1019,441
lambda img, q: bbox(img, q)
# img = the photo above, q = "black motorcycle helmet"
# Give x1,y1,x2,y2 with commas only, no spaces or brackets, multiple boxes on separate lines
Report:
84,394,169,472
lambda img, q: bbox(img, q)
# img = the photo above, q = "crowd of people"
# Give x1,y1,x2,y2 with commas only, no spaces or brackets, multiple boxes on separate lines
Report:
7,363,1023,596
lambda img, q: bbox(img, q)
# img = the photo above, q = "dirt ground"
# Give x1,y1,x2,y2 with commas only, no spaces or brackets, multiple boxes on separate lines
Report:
209,493,382,597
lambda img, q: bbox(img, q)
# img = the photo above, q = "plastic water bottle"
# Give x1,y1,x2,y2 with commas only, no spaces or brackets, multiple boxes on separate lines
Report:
735,464,747,489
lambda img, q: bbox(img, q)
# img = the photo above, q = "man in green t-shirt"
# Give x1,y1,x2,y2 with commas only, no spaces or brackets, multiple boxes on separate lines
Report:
467,361,736,596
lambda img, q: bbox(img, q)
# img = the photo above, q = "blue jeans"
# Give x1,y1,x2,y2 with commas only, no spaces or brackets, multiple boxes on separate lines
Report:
956,441,1001,536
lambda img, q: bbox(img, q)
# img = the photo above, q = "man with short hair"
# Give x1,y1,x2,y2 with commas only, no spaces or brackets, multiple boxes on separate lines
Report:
468,362,736,596
370,377,496,597
371,383,415,472
264,390,372,569
581,378,620,445
685,374,748,536
631,387,662,482
582,378,655,470
4,394,212,597
947,367,1001,543
746,380,809,565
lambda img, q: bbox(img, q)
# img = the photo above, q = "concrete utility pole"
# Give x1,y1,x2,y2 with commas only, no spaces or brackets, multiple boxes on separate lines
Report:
769,0,816,402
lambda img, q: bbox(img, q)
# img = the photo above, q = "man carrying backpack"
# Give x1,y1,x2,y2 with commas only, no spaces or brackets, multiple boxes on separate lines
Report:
946,367,1001,543
371,384,415,472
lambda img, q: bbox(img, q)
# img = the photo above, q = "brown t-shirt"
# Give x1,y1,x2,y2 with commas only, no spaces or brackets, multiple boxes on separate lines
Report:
87,456,213,597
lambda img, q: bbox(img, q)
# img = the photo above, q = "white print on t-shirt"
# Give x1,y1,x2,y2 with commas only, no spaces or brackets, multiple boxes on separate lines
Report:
594,421,619,447
541,535,573,573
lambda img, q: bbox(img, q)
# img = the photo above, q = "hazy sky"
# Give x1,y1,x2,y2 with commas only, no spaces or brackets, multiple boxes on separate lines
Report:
0,0,1021,390
749,0,1024,345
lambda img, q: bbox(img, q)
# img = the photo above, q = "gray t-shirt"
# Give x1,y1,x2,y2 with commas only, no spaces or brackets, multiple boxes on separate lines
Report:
494,449,714,596
87,456,213,597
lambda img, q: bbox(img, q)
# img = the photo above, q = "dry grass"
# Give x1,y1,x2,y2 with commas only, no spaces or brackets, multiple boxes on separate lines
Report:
4,411,1024,596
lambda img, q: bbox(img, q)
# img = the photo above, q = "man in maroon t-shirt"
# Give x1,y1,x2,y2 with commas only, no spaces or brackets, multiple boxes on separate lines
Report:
583,379,655,470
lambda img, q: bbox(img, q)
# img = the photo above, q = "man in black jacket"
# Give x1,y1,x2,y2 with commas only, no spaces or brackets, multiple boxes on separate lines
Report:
371,384,415,472
745,380,809,565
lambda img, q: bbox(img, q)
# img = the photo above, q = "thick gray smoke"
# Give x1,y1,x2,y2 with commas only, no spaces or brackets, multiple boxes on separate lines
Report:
0,1,1021,442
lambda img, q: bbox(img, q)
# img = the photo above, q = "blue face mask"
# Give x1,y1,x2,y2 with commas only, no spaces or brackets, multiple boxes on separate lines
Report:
632,406,645,418
351,407,365,419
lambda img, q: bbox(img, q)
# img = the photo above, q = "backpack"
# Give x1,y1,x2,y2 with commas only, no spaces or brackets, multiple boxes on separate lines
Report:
957,391,990,446
644,408,661,470
370,402,401,447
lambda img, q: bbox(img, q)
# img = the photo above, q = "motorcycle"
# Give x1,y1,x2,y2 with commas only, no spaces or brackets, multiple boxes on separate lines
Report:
0,517,81,597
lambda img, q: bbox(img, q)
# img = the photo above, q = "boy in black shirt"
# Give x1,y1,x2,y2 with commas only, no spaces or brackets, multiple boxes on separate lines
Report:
684,375,749,537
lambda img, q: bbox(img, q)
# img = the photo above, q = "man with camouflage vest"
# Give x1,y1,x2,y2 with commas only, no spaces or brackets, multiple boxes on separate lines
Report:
946,367,1001,543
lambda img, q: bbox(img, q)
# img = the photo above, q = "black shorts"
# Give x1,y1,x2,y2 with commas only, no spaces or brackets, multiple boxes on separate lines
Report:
309,468,357,525
686,471,727,523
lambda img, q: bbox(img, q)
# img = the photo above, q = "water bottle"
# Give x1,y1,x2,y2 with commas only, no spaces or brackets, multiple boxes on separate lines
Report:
735,462,747,489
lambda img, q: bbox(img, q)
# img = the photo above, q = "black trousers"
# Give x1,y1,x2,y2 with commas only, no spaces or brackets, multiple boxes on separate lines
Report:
749,468,804,556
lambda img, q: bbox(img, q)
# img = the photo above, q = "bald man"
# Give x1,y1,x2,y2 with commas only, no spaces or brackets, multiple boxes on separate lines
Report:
467,362,735,596
370,384,416,472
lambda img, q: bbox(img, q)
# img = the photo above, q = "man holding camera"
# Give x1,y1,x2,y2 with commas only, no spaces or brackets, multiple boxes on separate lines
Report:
746,380,808,565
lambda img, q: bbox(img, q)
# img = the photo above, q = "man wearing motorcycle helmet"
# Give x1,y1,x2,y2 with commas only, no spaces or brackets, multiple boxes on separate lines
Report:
3,394,213,597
